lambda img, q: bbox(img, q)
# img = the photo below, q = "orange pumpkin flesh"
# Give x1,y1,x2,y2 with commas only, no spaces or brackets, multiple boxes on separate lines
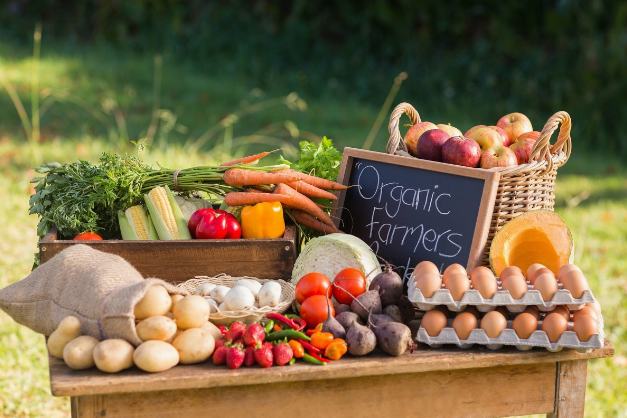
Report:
490,210,573,277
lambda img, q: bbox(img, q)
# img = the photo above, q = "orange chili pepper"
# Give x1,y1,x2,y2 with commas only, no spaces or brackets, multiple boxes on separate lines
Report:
288,340,305,358
310,332,334,350
324,338,347,360
306,323,323,336
273,324,283,332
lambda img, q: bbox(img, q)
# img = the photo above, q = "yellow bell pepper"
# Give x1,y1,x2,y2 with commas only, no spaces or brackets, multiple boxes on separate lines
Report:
241,202,285,239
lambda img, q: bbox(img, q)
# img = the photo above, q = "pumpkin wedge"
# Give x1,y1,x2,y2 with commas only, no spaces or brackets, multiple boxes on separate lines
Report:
490,210,573,277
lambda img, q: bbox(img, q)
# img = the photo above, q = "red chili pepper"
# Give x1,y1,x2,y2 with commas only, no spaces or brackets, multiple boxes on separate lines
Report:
297,339,322,355
266,313,299,330
291,318,306,332
307,350,331,363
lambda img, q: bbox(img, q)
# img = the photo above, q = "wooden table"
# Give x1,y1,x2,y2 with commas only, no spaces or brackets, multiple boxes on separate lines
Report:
49,340,613,418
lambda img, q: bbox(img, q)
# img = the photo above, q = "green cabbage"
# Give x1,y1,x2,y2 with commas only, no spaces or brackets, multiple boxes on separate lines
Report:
292,233,382,287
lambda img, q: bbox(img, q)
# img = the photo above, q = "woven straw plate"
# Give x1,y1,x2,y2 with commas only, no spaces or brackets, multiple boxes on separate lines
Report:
177,274,295,325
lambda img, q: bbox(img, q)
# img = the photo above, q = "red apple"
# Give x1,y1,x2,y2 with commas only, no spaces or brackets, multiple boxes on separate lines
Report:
467,126,503,151
509,136,539,164
488,126,510,147
518,131,541,141
404,122,437,157
496,113,533,143
464,124,486,137
416,129,450,162
442,136,482,168
481,145,518,169
437,124,463,138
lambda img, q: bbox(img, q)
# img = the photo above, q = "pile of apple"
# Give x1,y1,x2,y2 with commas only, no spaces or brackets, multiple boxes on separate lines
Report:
404,113,540,169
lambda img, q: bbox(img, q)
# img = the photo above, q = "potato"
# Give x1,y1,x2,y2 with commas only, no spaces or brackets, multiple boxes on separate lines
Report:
93,339,134,373
48,316,81,359
224,286,255,311
136,316,178,342
201,321,223,341
63,335,99,370
133,340,179,373
172,328,215,364
172,295,210,329
134,285,172,320
170,294,184,312
164,329,181,344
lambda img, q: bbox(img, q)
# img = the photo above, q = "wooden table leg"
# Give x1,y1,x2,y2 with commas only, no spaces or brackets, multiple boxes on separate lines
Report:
547,360,588,418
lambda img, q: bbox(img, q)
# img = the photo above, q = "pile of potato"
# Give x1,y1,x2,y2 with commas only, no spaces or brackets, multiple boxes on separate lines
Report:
197,279,283,312
48,285,224,373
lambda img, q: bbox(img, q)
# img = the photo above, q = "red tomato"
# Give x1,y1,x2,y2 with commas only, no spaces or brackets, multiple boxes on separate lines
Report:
295,272,331,304
188,208,215,238
332,268,366,305
300,295,335,329
73,232,103,241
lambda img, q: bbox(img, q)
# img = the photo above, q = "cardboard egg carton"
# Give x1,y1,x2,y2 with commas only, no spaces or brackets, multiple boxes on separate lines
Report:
407,277,595,312
415,317,605,352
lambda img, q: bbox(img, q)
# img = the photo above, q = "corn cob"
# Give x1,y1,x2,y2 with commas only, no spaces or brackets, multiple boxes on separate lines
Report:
118,205,158,240
144,185,192,240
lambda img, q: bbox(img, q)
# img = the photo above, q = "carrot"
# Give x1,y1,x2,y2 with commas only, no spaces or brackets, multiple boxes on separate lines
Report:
224,192,286,206
283,169,348,190
223,168,301,186
286,181,338,201
220,150,278,167
290,209,340,234
274,183,335,228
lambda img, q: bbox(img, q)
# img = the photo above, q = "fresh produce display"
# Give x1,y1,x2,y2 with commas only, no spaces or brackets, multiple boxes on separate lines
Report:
489,209,573,277
410,261,595,310
403,112,545,169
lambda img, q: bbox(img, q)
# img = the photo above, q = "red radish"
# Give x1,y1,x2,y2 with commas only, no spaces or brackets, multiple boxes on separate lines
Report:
226,345,246,369
226,322,246,342
188,208,214,238
243,324,265,346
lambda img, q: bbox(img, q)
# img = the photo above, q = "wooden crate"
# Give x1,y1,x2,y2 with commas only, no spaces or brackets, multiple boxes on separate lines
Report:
38,223,298,282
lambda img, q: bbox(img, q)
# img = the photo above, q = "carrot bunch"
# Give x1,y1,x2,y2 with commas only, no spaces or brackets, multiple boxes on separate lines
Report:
221,151,346,234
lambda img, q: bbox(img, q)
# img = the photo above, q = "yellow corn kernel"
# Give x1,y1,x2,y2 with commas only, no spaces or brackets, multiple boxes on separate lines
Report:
127,206,149,240
149,187,179,239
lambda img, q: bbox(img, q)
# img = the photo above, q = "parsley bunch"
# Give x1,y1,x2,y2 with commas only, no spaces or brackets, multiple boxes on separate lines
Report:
279,136,342,181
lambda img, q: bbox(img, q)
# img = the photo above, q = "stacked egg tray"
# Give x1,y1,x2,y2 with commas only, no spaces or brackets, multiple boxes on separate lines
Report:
415,315,605,353
407,277,595,312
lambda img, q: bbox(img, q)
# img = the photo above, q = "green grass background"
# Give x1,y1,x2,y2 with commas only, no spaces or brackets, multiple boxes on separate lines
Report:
0,41,626,417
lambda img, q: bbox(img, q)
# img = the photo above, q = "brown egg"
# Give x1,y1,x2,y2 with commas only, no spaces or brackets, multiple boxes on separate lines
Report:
472,274,498,299
542,312,568,343
523,305,542,320
494,306,510,319
499,266,524,283
415,273,443,298
421,309,448,337
444,273,471,301
528,268,554,285
572,306,599,323
586,301,602,317
556,264,582,282
526,263,547,283
452,312,478,339
513,312,538,339
573,315,599,342
552,305,570,322
502,274,528,300
561,270,590,299
414,261,440,278
481,310,507,338
534,273,559,302
470,266,494,284
442,264,467,285
460,306,482,319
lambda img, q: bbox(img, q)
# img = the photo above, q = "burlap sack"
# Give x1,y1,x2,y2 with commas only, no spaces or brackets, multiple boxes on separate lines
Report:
0,244,187,346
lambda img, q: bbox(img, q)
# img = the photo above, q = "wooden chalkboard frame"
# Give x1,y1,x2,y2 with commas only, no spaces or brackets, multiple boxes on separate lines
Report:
331,148,501,272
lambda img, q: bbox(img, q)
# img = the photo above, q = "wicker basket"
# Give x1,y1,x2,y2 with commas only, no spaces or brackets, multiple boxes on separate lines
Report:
177,274,295,325
386,102,572,265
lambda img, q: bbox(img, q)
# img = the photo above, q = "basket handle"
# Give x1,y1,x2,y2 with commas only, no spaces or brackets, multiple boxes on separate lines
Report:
529,111,572,171
387,102,422,156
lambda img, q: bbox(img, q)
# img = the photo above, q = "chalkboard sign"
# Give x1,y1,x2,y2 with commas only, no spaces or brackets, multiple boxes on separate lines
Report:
332,148,500,283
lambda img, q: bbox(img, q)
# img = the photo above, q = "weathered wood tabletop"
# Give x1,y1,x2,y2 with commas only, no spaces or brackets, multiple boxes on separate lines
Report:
50,340,613,418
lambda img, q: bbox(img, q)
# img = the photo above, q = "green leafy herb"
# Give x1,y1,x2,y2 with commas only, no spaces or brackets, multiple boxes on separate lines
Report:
279,136,342,181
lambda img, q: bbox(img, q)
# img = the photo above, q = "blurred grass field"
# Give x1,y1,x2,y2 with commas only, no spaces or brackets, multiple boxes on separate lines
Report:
0,43,625,418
